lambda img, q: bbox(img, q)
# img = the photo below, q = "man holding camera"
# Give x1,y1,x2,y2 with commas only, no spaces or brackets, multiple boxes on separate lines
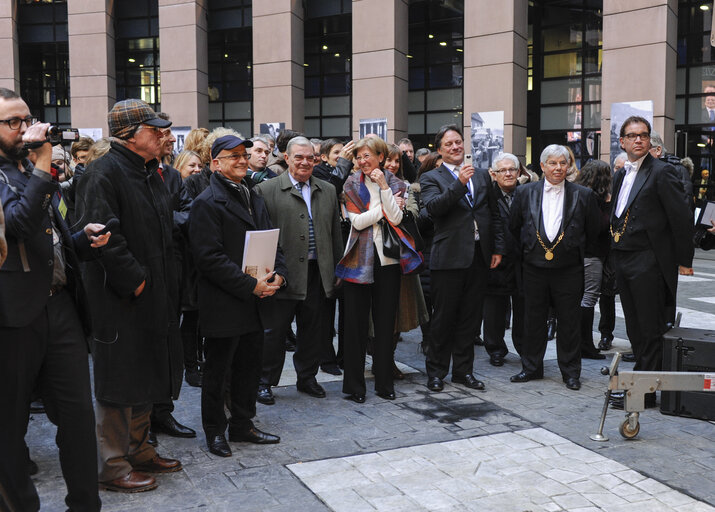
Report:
0,88,107,512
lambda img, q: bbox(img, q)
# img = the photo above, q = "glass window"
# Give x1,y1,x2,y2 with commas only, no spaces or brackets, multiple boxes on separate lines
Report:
304,5,351,138
207,1,253,129
18,1,69,126
408,0,464,149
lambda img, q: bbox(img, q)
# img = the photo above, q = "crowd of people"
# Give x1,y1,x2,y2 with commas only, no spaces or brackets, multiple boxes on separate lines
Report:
0,87,713,511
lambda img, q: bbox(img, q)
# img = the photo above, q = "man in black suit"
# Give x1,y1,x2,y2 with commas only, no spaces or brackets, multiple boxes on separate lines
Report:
189,135,288,458
420,124,504,392
483,153,524,367
509,144,600,390
0,88,107,511
609,116,693,408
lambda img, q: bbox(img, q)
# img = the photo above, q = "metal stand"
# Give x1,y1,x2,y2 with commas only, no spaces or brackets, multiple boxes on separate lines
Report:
591,352,715,441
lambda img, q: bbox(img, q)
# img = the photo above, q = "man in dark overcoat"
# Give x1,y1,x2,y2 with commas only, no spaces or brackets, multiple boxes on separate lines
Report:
255,136,343,404
189,135,288,458
76,99,184,493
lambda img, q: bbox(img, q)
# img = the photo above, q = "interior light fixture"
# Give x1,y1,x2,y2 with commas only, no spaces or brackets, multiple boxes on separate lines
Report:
456,48,463,52
224,53,228,58
428,34,434,39
322,45,328,50
304,63,309,67
439,42,447,46
406,54,413,58
128,58,135,63
697,142,707,147
334,53,340,57
700,4,709,10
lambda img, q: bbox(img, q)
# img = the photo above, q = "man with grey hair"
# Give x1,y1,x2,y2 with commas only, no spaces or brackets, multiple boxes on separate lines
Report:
613,152,628,173
415,147,430,164
484,153,525,366
649,131,693,210
509,144,600,390
255,136,343,403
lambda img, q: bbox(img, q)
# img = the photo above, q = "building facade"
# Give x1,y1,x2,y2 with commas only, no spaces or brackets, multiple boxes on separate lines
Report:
2,0,713,175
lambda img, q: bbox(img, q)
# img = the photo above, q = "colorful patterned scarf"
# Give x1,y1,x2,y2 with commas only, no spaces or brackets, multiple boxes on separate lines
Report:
336,170,422,283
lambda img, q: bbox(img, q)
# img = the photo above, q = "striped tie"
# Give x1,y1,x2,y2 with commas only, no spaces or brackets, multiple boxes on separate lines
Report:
295,182,317,260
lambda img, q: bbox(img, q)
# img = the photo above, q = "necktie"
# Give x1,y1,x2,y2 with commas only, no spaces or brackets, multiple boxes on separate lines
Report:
295,182,317,259
157,167,164,182
623,161,637,173
454,166,473,206
710,110,715,122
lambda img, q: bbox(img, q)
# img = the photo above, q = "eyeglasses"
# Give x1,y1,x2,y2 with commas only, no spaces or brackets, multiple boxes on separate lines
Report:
0,116,37,130
495,167,518,174
623,132,650,141
216,153,250,162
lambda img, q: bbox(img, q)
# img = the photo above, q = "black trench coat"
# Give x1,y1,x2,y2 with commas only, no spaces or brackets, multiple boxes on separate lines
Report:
76,142,182,406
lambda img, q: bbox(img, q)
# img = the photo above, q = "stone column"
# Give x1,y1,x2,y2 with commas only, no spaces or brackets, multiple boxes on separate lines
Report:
463,0,528,160
158,0,208,129
351,0,408,143
252,0,304,133
0,0,19,92
601,0,677,159
67,0,115,135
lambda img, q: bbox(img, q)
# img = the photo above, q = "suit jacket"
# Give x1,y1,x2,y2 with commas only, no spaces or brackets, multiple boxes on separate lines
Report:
190,172,287,338
420,165,505,270
487,182,520,295
0,197,6,268
0,158,92,329
509,179,600,269
610,153,694,299
255,172,343,300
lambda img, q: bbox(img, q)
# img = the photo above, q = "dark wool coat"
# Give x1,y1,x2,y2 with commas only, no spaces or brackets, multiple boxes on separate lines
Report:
76,142,182,406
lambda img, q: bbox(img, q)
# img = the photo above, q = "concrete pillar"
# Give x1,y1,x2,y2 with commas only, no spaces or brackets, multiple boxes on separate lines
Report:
252,0,304,133
601,0,678,159
351,0,408,143
158,0,208,129
463,0,528,160
68,0,115,135
0,0,19,92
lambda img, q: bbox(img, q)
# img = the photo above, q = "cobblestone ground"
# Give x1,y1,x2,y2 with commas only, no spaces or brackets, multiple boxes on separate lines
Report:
27,253,715,511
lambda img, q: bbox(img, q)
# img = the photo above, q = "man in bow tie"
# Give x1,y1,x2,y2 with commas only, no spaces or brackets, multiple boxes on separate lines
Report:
608,116,694,408
509,144,600,391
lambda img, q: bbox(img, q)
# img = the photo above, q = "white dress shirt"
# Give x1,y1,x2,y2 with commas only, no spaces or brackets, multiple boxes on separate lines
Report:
614,154,647,218
542,180,565,242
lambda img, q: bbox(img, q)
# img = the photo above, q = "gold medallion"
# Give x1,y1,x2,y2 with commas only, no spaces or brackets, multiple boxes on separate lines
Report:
545,250,554,261
613,233,620,243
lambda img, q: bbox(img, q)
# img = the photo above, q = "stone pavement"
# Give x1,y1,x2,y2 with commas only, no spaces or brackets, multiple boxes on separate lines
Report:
26,253,715,511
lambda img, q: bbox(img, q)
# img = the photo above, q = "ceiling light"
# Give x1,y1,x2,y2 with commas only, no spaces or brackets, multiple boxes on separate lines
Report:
428,34,434,39
322,45,328,50
334,53,340,57
439,42,447,46
406,54,413,58
224,53,228,58
128,58,135,63
700,4,709,10
304,63,309,67
456,48,463,52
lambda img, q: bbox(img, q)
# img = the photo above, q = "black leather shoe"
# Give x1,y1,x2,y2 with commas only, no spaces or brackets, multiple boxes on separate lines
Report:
257,386,275,405
452,374,485,390
297,380,326,398
344,393,366,403
582,349,606,360
229,427,280,444
427,377,444,392
621,353,636,362
151,414,196,438
489,354,505,367
597,337,613,351
207,434,231,457
510,370,542,383
564,377,581,390
376,391,396,400
320,364,342,376
147,430,158,447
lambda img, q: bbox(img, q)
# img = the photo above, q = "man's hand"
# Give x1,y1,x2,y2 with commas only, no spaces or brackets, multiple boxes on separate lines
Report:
708,219,715,235
83,223,111,248
458,164,474,185
339,141,355,161
134,280,146,297
253,269,280,298
22,122,52,173
490,254,502,269
679,266,694,276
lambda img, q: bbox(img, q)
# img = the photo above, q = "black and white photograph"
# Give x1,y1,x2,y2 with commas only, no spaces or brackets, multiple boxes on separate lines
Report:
470,111,504,171
359,117,387,140
259,122,285,140
609,100,652,167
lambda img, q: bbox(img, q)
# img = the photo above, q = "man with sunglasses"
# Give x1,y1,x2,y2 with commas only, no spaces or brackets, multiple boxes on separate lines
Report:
76,99,184,493
608,116,694,410
0,88,108,511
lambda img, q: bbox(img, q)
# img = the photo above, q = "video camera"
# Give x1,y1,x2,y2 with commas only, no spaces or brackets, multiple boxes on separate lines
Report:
24,126,80,150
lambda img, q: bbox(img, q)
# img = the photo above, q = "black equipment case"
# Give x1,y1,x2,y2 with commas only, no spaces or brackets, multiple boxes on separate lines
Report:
660,327,715,420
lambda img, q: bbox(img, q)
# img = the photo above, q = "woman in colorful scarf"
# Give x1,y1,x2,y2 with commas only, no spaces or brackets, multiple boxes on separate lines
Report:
336,136,420,403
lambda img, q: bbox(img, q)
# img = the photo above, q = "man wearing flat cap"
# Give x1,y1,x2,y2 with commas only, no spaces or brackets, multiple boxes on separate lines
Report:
76,99,184,493
189,135,287,458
